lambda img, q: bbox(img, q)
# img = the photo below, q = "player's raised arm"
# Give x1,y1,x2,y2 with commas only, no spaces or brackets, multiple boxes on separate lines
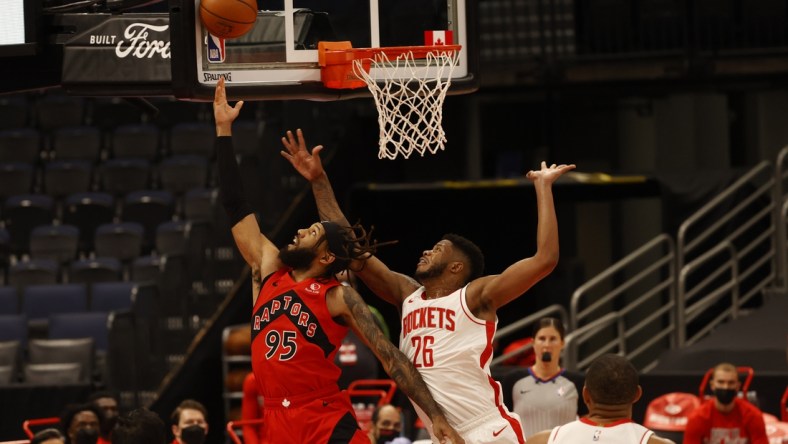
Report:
280,129,419,306
214,78,280,303
468,162,575,315
328,284,464,444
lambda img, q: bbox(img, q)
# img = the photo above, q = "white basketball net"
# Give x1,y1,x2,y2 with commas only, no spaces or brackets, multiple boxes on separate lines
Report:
352,48,460,160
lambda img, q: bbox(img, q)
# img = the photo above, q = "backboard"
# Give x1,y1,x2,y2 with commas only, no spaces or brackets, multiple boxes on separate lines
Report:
169,0,477,101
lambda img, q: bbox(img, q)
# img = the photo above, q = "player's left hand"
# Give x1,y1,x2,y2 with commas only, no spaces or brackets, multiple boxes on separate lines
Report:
280,128,325,182
432,416,465,444
526,161,576,185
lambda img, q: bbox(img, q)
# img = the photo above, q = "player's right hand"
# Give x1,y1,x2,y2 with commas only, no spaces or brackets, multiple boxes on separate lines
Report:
432,416,465,444
279,128,326,182
213,77,243,135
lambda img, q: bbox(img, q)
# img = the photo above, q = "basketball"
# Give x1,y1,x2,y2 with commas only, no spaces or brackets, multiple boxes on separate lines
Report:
224,327,251,355
199,0,258,39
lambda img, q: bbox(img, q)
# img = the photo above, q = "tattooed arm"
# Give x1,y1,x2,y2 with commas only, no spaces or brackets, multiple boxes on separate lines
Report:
326,285,464,444
280,129,419,306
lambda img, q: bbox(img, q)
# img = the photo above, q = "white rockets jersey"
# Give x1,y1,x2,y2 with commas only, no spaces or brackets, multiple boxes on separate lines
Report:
400,285,517,430
547,418,655,443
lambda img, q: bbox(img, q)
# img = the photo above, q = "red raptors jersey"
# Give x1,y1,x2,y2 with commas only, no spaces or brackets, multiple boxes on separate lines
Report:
250,268,347,398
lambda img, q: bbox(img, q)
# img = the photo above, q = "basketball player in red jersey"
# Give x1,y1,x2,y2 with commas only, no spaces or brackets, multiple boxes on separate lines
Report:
281,129,574,443
213,78,463,444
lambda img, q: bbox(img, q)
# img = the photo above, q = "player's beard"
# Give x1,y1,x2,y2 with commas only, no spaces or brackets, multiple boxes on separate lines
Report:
415,261,448,283
279,246,317,270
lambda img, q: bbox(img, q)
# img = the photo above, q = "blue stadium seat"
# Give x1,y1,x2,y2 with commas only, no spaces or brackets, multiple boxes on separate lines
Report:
24,362,82,384
0,286,18,315
34,94,85,131
0,314,27,347
63,192,115,253
3,194,55,254
122,190,175,250
43,160,93,198
69,258,122,285
0,227,9,269
50,126,102,162
8,259,59,291
0,95,30,130
0,162,34,199
0,128,41,163
156,221,191,256
112,123,160,160
169,122,214,157
91,282,136,313
0,339,20,384
183,188,218,225
92,98,145,131
29,224,80,265
28,338,94,383
49,312,110,352
94,222,144,262
22,284,88,323
158,155,208,194
100,158,151,196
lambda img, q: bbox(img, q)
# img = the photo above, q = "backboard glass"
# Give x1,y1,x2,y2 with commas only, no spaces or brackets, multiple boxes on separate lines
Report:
169,0,477,100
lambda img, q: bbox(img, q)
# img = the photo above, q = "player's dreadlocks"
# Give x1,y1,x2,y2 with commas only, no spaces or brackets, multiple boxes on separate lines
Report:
319,220,396,279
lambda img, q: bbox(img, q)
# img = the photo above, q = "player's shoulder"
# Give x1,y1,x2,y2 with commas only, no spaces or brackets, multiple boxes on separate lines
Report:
648,434,677,444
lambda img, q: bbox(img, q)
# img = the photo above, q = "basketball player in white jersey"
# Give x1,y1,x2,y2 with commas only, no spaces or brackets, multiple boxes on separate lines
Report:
280,128,575,443
526,354,675,444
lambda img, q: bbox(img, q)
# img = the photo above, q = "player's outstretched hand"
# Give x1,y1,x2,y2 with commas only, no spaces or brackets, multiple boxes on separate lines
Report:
526,161,576,185
432,416,465,444
213,77,243,135
280,128,325,182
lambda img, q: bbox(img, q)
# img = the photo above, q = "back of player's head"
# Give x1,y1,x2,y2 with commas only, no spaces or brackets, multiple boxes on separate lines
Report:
31,428,65,444
113,408,166,444
442,233,484,283
585,354,639,405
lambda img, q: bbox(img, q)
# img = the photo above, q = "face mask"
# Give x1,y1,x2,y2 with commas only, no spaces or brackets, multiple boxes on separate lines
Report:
181,425,207,444
376,429,397,444
74,428,99,444
713,388,737,405
541,352,552,362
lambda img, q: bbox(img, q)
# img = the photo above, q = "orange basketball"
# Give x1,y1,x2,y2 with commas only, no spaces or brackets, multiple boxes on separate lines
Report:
224,327,251,355
199,0,257,39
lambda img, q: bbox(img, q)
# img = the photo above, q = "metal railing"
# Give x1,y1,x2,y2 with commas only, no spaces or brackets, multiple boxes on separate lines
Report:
676,161,776,347
493,150,786,372
563,312,625,371
569,234,675,371
775,146,788,291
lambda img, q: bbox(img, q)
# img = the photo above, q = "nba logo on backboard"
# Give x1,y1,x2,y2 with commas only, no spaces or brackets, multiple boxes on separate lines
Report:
207,33,225,63
424,30,454,46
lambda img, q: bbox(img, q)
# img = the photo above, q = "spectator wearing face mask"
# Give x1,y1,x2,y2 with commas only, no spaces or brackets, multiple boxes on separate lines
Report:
170,400,209,444
367,404,411,444
60,403,106,444
683,363,768,444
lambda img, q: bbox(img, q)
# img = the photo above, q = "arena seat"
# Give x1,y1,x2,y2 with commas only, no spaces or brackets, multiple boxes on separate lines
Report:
0,95,30,130
34,94,85,132
94,222,144,263
0,128,41,163
0,162,34,199
50,126,101,162
183,188,218,225
68,258,123,285
92,98,145,131
0,340,20,383
3,194,55,254
0,315,27,346
22,284,88,326
8,259,59,291
112,123,160,160
0,286,18,315
49,312,110,352
28,338,94,383
100,158,152,196
29,224,80,265
63,192,116,253
43,160,93,198
159,155,209,194
122,190,175,249
90,282,136,313
169,122,214,157
24,362,82,384
156,221,191,256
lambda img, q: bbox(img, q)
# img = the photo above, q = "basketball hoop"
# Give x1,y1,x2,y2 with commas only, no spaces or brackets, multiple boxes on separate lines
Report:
320,43,461,159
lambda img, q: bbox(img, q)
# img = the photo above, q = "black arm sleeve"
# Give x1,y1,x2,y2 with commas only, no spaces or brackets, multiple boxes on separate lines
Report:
215,136,254,226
